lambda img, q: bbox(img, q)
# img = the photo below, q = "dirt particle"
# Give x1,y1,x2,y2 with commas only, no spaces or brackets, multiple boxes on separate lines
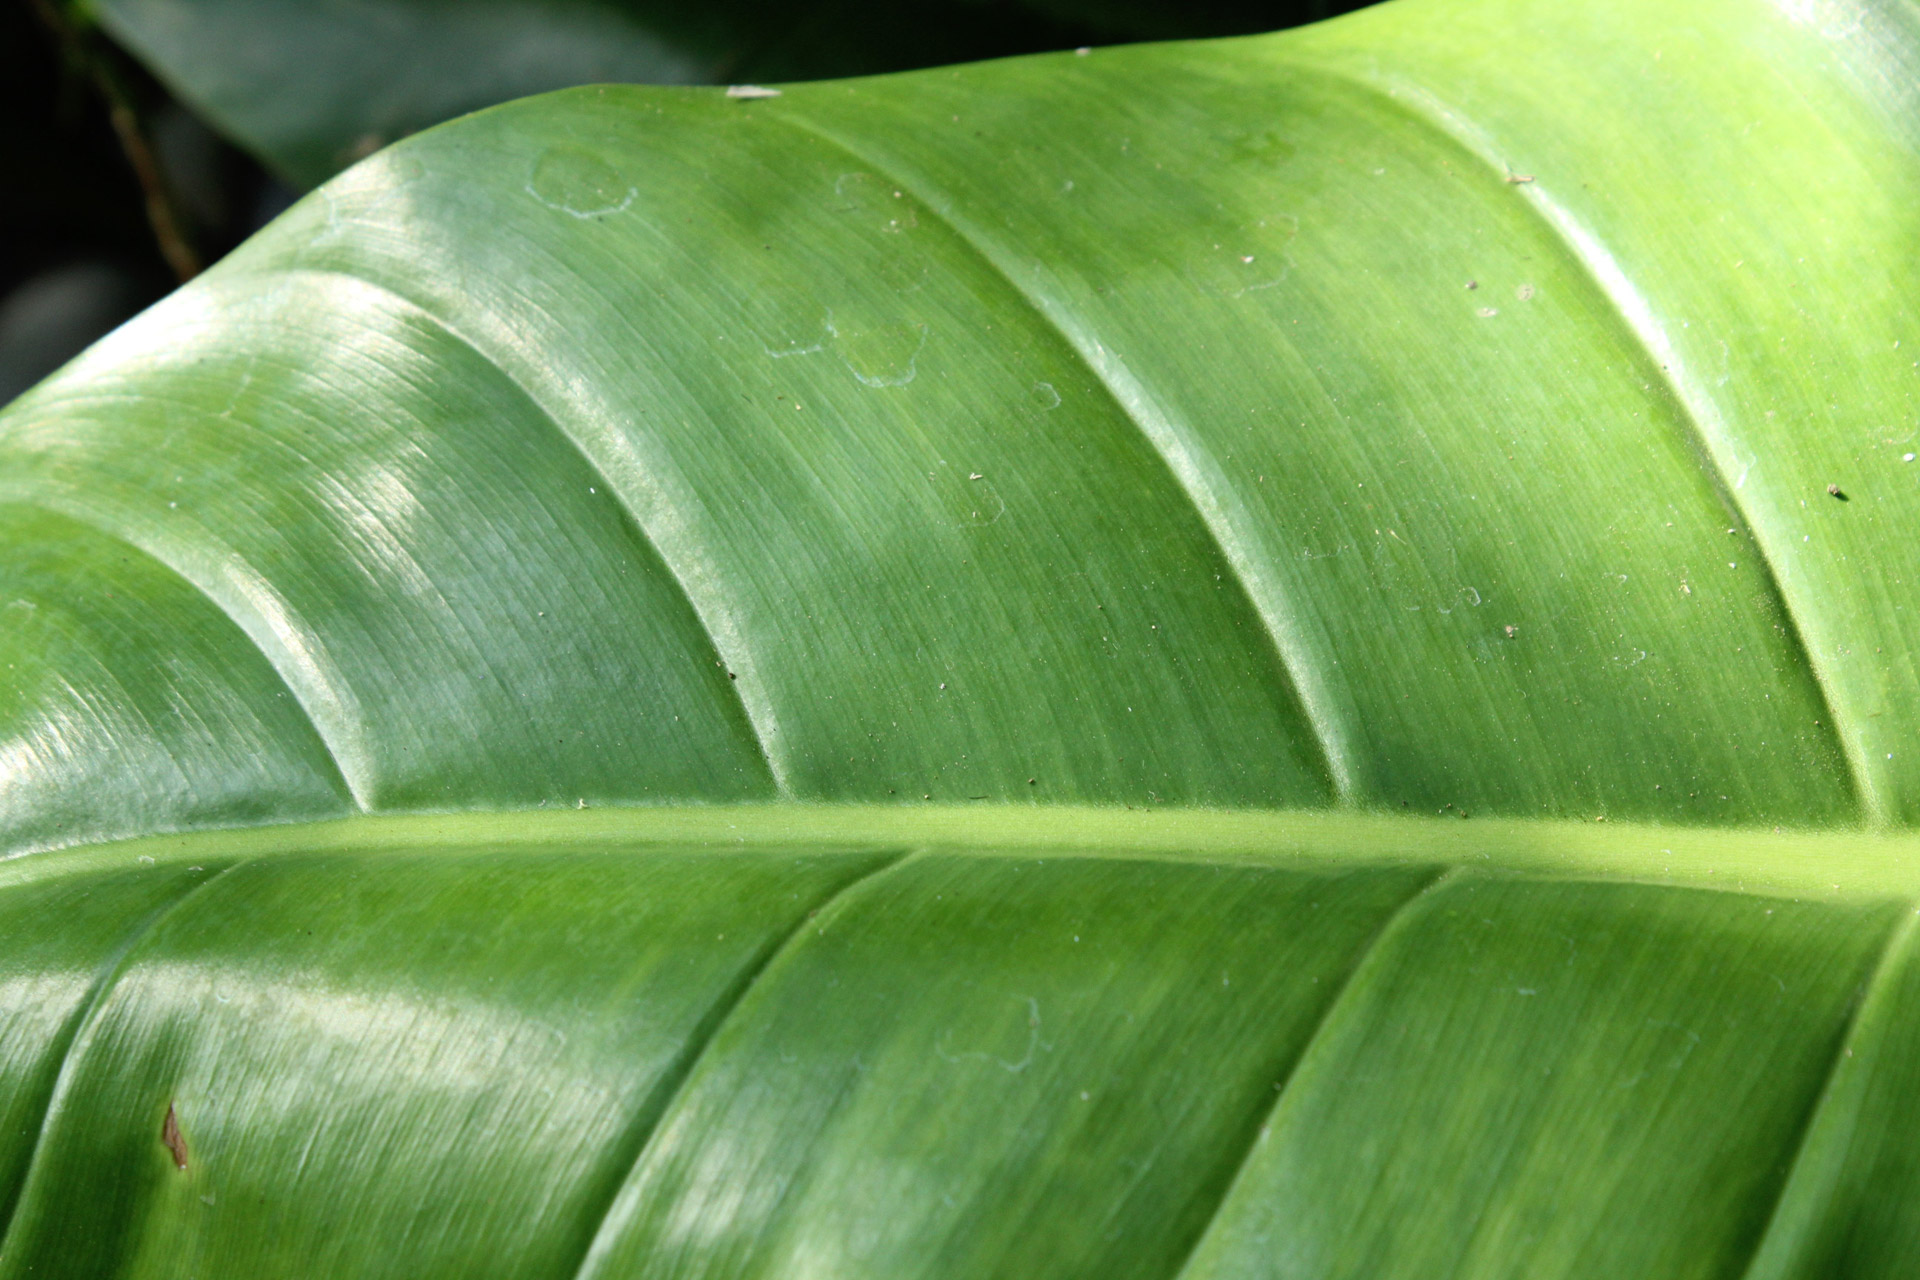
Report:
162,1104,188,1170
1828,483,1849,501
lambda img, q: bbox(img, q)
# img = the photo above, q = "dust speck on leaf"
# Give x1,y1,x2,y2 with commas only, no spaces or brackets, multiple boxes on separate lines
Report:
725,85,782,99
1828,483,1849,500
1477,307,1499,318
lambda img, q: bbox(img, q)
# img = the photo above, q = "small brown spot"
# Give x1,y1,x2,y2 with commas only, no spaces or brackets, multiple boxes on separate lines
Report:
162,1104,188,1170
1828,484,1848,501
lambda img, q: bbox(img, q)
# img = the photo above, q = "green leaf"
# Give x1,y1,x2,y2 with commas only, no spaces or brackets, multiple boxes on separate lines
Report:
5,0,1920,1272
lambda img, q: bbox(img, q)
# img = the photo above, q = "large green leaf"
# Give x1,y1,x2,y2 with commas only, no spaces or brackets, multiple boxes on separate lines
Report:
5,0,1920,1272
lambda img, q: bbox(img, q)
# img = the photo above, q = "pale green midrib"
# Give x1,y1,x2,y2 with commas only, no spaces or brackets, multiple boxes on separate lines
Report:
762,109,1353,806
229,264,789,799
0,861,246,1263
1276,58,1876,824
11,804,1919,905
0,495,359,812
1164,863,1456,1280
1734,905,1920,1280
566,846,920,1280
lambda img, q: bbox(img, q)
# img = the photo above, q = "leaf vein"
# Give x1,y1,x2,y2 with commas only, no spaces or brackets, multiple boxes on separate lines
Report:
766,109,1355,804
0,497,360,809
246,266,791,798
0,861,248,1256
563,847,917,1280
1295,63,1874,821
1165,862,1460,1280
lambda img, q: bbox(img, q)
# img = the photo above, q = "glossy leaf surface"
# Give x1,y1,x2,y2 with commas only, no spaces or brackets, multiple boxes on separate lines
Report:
6,0,1920,1272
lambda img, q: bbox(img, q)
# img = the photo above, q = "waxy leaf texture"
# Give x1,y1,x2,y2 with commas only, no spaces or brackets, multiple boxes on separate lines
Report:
2,0,1920,1274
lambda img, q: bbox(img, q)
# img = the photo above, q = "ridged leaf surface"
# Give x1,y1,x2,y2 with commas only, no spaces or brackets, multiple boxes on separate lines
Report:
4,0,1920,1273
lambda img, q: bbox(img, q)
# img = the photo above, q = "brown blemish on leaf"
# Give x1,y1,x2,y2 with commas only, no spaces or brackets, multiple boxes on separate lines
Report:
162,1103,188,1170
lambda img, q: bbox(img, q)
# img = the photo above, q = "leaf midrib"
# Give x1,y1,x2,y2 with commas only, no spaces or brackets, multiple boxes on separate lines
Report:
11,804,1918,904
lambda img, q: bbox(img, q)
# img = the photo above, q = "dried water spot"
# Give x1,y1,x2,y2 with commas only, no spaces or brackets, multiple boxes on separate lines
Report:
162,1103,188,1170
1224,129,1299,165
528,148,635,219
832,319,927,387
1476,307,1499,318
1030,382,1061,410
934,995,1045,1072
1515,283,1535,301
835,172,918,234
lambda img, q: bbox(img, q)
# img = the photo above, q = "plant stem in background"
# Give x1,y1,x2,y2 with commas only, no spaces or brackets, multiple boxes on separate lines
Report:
27,0,200,282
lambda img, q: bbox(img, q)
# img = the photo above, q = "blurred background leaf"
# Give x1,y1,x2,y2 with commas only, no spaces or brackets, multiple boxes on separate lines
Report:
88,0,1361,188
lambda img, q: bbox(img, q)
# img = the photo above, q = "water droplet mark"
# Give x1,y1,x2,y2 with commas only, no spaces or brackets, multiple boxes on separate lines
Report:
1030,382,1061,410
528,148,635,219
832,317,927,387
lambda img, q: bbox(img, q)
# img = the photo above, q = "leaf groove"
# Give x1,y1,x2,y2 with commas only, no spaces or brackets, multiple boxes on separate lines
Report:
0,861,247,1257
563,846,917,1280
0,496,359,811
244,266,791,798
1291,63,1874,822
1733,903,1920,1280
1164,863,1459,1280
767,110,1354,806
